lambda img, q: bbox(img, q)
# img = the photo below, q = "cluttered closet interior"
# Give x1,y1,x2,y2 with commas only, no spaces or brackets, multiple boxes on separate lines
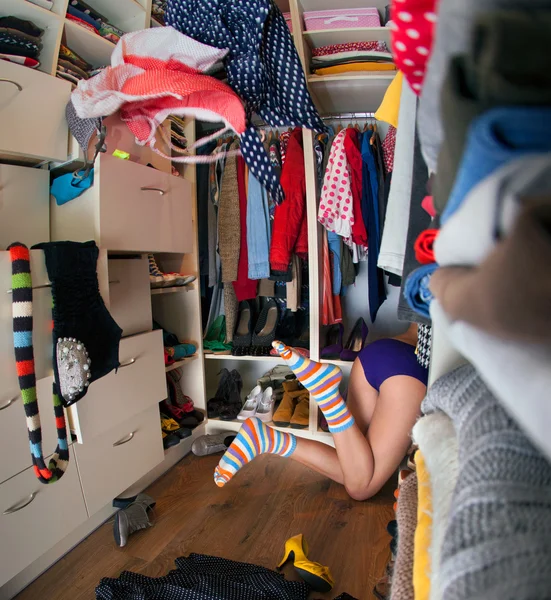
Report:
1,0,550,598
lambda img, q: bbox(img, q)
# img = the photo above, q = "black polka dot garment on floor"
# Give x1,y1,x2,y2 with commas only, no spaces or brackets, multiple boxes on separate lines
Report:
165,0,324,204
95,554,310,600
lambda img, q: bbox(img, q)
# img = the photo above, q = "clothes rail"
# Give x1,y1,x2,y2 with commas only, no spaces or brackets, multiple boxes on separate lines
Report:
322,112,376,120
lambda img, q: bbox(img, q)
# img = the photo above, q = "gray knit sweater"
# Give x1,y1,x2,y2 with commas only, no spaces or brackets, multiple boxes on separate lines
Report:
422,364,551,600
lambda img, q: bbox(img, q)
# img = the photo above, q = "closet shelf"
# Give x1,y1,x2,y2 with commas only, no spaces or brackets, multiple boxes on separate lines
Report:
304,27,391,48
8,0,63,21
85,0,147,34
165,355,198,372
163,421,207,457
308,73,394,114
204,354,287,362
151,284,195,296
63,18,116,68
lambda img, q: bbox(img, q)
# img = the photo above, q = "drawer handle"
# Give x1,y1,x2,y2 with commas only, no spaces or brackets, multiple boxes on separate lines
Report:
140,186,165,196
119,358,136,368
0,396,17,411
0,78,23,92
3,492,37,515
113,431,135,447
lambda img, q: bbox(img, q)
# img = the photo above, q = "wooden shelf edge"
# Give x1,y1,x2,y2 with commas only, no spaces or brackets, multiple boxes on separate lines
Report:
165,355,198,372
151,284,195,295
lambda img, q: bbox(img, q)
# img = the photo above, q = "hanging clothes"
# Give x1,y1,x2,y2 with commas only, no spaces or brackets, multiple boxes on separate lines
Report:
232,157,258,301
247,171,271,280
344,128,368,248
165,0,324,203
269,128,307,273
218,141,240,283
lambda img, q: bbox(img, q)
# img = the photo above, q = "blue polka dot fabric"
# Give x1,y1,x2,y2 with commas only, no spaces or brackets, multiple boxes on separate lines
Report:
95,553,310,599
165,0,324,203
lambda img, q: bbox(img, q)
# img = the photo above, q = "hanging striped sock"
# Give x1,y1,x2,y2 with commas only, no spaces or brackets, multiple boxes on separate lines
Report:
9,242,69,484
273,341,355,434
214,417,296,487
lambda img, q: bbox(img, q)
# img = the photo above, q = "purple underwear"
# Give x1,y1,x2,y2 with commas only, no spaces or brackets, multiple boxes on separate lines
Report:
357,339,428,392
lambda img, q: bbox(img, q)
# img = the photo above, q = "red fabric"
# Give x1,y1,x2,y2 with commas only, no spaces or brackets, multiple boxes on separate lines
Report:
270,128,307,272
344,128,368,248
232,157,258,301
414,228,438,264
390,0,437,95
421,195,436,217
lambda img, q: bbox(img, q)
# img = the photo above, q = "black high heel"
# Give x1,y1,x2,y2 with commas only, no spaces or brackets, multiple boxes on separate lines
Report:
251,299,279,356
232,300,252,356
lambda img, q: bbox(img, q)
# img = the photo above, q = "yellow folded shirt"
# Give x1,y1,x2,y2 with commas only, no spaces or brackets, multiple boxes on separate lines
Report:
374,70,403,128
413,450,432,600
313,63,397,76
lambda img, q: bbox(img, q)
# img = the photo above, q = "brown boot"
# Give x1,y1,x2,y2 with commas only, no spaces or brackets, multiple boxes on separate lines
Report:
273,384,298,427
290,393,310,429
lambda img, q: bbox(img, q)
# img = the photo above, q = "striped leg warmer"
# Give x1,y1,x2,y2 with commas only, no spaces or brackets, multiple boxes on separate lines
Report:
214,417,296,487
273,341,355,433
9,243,69,484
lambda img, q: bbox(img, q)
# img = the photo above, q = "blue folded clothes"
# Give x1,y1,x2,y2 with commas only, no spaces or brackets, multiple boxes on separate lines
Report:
442,106,551,224
404,263,438,319
66,6,100,30
51,169,94,205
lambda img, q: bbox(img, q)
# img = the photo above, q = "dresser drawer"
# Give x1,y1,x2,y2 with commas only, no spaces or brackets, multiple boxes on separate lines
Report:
0,61,71,162
0,250,110,405
68,330,165,443
51,155,194,253
0,377,70,486
74,405,164,516
0,165,49,249
0,447,86,588
108,257,152,338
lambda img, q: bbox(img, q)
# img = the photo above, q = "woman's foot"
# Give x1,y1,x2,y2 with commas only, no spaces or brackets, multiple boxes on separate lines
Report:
272,341,355,433
214,417,296,487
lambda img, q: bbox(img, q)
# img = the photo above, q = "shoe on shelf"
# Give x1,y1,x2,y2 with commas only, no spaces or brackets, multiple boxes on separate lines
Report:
251,298,279,356
203,315,232,355
192,432,237,456
321,323,344,359
256,386,275,423
232,300,253,356
257,365,293,391
277,534,334,593
162,431,181,449
156,321,197,360
113,494,156,548
340,317,368,362
291,309,310,349
207,368,233,418
218,369,243,421
166,273,196,287
272,379,301,427
237,384,262,420
160,413,181,433
290,394,309,429
148,254,177,288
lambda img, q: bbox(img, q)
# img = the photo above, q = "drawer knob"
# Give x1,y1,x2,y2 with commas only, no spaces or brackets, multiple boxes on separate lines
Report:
113,431,136,447
140,186,165,196
0,396,18,411
3,492,37,515
119,357,136,368
0,78,23,92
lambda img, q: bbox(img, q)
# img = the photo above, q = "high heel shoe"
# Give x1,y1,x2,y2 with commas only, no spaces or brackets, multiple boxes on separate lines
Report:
320,323,344,359
232,301,253,356
277,534,334,593
251,299,279,356
340,317,368,361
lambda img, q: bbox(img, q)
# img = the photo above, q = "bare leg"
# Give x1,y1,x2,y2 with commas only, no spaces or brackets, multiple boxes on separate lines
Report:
346,357,379,435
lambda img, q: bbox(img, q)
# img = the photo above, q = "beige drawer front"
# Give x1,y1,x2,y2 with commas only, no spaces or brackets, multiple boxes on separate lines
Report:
0,377,69,486
0,447,87,588
0,62,71,162
74,405,164,516
68,330,165,443
0,165,49,248
50,155,194,253
108,257,152,338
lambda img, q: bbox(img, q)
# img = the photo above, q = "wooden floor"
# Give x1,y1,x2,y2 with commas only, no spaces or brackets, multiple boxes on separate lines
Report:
16,453,394,600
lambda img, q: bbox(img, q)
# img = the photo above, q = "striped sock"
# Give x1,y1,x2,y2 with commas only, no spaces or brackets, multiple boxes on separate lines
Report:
9,242,69,484
273,341,355,433
214,417,296,487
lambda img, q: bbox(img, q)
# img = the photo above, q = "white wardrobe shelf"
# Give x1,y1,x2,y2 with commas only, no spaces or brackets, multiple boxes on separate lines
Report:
151,284,196,295
63,18,115,68
304,27,391,48
165,356,198,372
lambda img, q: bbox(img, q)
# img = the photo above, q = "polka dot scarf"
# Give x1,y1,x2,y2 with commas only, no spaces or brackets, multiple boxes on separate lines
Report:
165,0,324,203
389,0,438,95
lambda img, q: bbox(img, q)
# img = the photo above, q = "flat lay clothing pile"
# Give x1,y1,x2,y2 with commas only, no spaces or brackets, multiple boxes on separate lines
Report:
66,0,126,45
56,44,101,86
311,41,395,76
317,124,393,325
0,16,43,69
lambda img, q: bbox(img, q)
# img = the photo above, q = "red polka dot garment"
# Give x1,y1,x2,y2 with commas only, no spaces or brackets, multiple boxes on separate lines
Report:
390,0,438,95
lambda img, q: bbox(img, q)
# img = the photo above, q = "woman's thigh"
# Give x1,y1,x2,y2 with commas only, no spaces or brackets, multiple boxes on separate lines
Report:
345,358,379,435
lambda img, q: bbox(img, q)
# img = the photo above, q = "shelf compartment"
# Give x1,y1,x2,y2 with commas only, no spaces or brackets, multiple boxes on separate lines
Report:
63,18,115,68
304,27,391,48
308,72,394,114
165,355,198,372
81,0,147,34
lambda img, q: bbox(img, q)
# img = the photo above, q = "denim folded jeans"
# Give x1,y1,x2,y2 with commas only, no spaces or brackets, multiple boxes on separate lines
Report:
247,171,271,280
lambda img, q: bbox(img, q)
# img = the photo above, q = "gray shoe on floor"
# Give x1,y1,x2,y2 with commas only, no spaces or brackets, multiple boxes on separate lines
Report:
113,493,155,547
192,432,236,456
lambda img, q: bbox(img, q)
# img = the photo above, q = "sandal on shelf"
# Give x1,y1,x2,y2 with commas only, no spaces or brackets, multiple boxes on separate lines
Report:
232,300,253,356
203,315,232,355
251,299,278,356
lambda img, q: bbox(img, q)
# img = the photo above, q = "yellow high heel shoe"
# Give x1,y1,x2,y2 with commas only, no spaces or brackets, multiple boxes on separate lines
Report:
277,534,335,593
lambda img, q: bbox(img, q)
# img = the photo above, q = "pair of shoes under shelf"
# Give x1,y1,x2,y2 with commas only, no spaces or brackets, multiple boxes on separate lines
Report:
207,368,243,421
272,379,309,429
148,254,196,289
